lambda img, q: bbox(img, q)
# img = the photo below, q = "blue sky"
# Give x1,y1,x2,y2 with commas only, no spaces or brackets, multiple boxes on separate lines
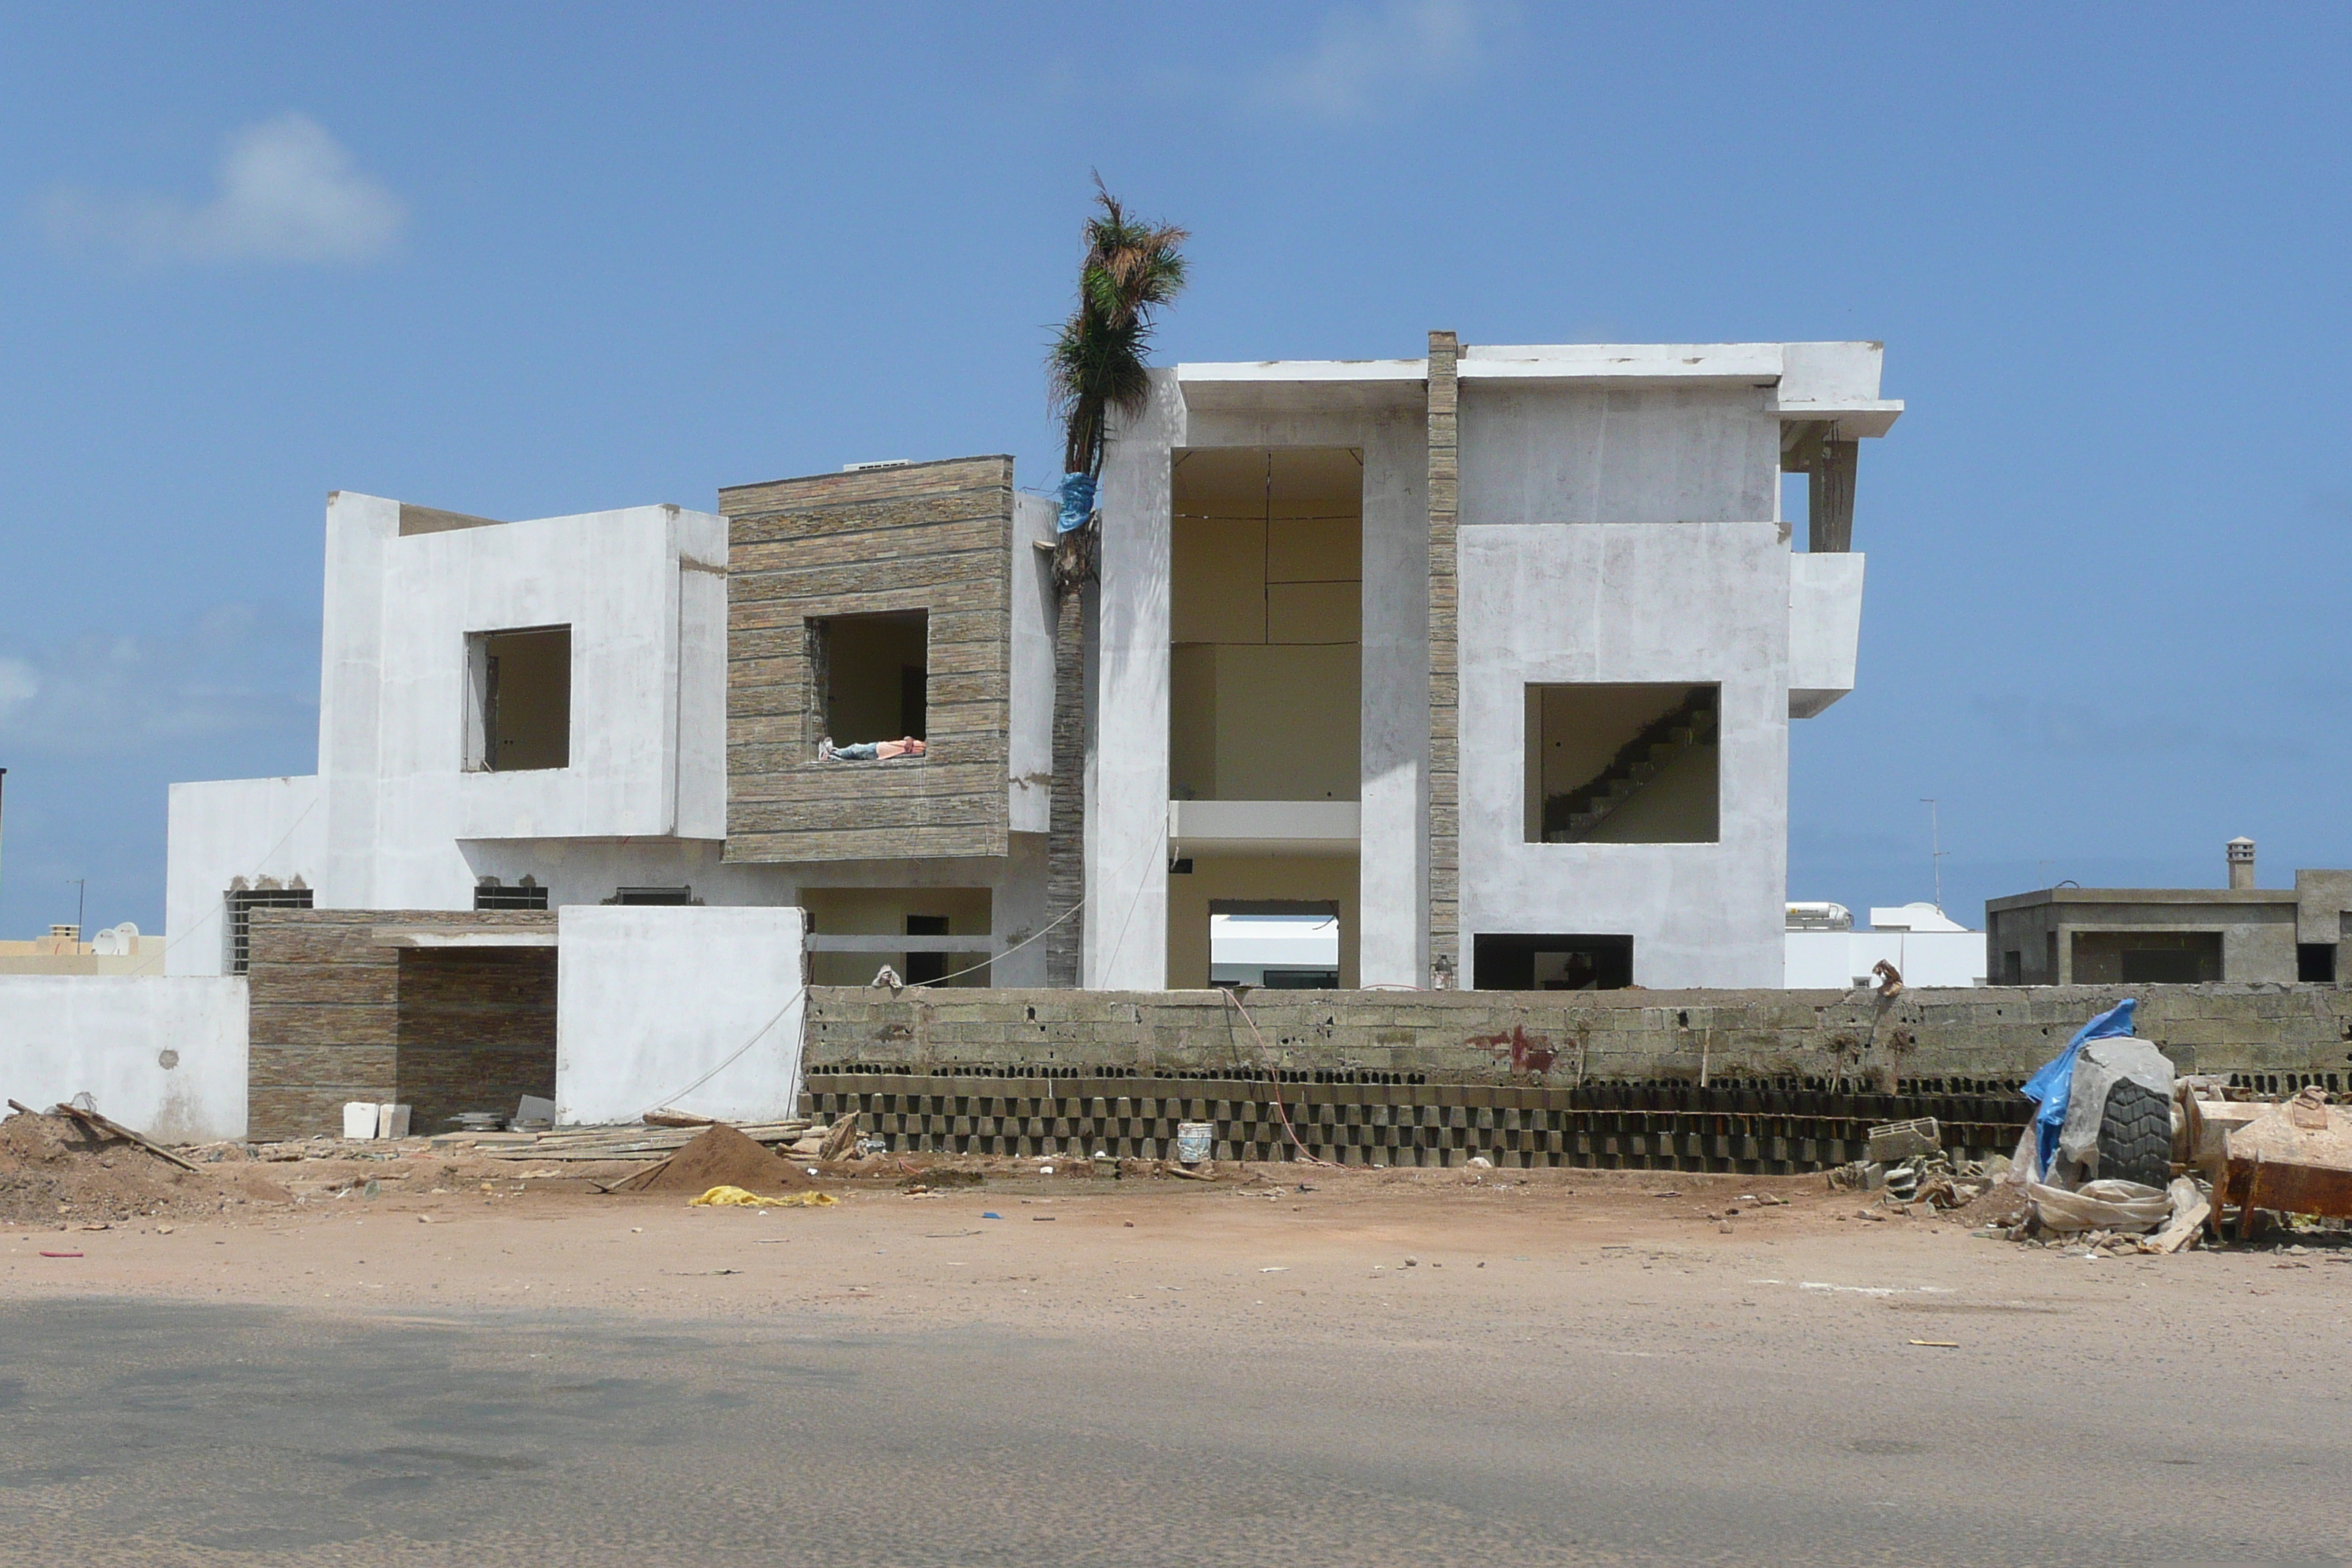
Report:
1,3,2347,940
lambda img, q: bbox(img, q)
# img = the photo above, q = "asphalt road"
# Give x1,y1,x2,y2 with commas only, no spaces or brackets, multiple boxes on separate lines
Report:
6,1278,2348,1567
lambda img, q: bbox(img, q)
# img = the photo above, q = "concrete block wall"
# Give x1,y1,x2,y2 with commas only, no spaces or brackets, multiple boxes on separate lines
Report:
802,983,2352,1172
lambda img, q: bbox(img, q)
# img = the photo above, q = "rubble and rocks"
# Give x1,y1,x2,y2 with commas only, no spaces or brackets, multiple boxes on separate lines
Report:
0,1107,289,1226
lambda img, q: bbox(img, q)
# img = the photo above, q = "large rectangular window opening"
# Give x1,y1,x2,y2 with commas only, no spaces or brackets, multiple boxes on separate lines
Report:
2072,930,2222,984
1526,682,1719,843
1169,448,1361,803
1474,933,1635,992
810,610,927,751
467,625,571,772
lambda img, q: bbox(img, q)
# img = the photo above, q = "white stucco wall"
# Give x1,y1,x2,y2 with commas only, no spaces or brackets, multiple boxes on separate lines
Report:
1088,372,1184,987
0,977,248,1142
1009,491,1058,834
1457,521,1790,988
316,493,727,912
555,905,807,1126
1784,929,1986,989
1788,551,1866,717
164,774,323,976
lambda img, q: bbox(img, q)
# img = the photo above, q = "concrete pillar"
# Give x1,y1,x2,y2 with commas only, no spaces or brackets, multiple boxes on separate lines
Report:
1425,331,1461,987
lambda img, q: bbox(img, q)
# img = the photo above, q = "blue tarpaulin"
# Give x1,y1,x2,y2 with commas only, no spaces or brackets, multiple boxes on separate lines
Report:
2021,998,2138,1178
1057,472,1096,534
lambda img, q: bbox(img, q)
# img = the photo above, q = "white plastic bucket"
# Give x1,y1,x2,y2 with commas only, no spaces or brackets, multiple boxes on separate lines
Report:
1175,1122,1214,1164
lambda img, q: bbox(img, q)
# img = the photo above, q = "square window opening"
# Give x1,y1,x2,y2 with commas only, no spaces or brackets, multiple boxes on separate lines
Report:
1526,683,1719,843
810,610,927,753
606,886,700,906
467,625,570,772
2299,943,2337,984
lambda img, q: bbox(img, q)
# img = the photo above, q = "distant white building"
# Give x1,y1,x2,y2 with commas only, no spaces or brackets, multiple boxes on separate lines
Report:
1784,901,1987,989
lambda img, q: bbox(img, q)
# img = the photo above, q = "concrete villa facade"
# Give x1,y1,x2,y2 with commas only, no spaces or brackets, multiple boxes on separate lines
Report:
165,337,1900,1002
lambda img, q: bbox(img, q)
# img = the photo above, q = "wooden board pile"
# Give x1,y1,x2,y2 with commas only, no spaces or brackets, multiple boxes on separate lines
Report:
452,1118,818,1162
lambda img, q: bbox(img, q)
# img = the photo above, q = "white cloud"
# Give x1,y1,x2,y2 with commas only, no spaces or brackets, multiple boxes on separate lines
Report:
40,113,406,266
1254,1,1490,121
0,658,37,719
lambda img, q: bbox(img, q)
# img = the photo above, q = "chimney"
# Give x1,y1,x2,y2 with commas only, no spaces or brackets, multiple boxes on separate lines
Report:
2227,836,2256,890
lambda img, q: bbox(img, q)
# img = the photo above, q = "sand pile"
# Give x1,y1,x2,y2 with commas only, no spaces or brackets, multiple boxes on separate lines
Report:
618,1123,818,1195
0,1110,288,1226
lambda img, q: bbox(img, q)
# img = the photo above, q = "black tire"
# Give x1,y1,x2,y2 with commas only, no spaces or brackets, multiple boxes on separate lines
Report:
2097,1078,2172,1188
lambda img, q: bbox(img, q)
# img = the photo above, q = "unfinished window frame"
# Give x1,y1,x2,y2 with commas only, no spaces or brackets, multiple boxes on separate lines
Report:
804,608,930,757
1524,682,1722,845
464,624,573,773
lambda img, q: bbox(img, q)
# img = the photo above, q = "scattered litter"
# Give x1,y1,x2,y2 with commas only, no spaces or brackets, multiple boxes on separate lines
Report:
1032,1215,1056,1222
981,1212,1002,1220
37,1250,83,1259
687,1186,838,1208
1907,1340,1959,1349
1259,1266,1290,1273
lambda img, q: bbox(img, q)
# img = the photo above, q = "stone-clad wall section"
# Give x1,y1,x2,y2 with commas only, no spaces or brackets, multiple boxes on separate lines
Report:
720,456,1014,862
246,908,558,1140
802,983,2352,1171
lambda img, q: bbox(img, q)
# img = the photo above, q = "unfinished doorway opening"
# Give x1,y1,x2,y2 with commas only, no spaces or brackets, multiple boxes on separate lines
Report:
1526,683,1718,843
1208,900,1341,989
2072,930,2222,984
812,610,927,749
394,947,557,1133
466,625,571,772
1473,933,1635,992
1167,856,1357,990
802,886,992,988
1169,448,1360,804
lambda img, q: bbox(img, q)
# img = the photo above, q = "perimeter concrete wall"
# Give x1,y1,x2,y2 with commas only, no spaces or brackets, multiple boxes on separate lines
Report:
807,983,2352,1089
0,976,248,1142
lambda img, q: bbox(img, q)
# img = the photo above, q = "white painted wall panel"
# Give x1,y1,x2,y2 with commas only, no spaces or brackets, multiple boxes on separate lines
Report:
164,775,323,976
556,905,807,1126
0,977,247,1141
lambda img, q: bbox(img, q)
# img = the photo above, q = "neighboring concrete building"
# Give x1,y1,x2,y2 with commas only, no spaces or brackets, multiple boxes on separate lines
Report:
167,336,1900,1000
1986,840,2352,985
1784,901,1987,989
0,924,165,976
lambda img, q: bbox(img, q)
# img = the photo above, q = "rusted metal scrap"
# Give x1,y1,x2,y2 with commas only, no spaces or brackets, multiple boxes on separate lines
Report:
2223,1088,2352,1221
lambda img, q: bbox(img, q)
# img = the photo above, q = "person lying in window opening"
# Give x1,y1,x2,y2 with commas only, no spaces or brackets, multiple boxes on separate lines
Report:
818,736,927,762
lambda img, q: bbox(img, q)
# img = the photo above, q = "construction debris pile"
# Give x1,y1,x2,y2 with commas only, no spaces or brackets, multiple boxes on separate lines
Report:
1831,1000,2352,1256
0,1099,289,1226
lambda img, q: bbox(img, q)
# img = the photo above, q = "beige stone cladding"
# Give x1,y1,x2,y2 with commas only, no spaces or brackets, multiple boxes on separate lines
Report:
720,456,1014,863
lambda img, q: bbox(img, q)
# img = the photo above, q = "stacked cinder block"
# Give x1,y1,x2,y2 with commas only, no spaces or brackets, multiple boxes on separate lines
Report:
802,982,2352,1173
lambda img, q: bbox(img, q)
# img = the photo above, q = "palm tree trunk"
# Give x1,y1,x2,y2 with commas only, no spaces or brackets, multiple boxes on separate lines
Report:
1045,573,1087,987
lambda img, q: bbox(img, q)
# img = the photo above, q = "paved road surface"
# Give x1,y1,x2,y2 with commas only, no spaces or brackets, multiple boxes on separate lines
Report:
6,1275,2347,1567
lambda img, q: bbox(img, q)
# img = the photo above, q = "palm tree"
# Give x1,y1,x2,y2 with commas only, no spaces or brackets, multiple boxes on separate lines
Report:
1043,179,1187,987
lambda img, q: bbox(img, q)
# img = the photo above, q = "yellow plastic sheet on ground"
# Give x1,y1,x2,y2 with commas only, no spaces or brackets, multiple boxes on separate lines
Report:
689,1186,838,1208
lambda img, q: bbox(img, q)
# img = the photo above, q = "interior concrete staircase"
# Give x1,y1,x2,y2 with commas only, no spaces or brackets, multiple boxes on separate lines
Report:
1540,688,1718,843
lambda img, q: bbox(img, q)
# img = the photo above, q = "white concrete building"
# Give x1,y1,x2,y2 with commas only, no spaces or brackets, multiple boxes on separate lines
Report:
167,336,1898,998
1784,902,1989,990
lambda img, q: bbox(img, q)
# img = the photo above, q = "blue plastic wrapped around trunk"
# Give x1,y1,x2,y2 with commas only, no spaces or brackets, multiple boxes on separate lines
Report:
2021,998,2138,1178
1057,472,1096,534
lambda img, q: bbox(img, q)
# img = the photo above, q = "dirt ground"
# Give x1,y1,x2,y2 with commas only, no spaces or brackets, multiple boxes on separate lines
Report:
7,1126,2345,1321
